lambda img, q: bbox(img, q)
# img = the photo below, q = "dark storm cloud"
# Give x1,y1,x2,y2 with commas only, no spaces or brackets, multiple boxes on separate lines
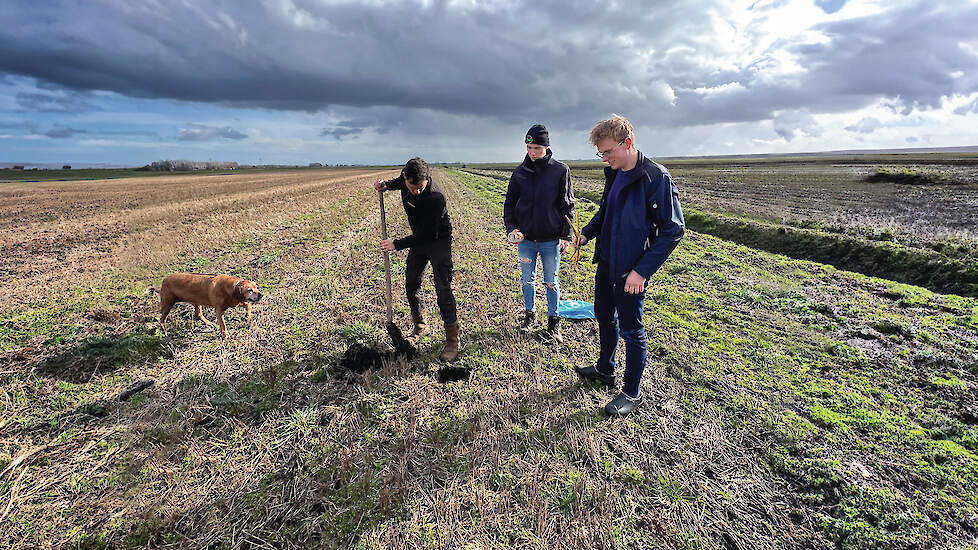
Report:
320,126,362,140
789,3,978,114
668,2,978,128
1,0,976,135
320,118,375,140
177,124,247,141
0,0,715,129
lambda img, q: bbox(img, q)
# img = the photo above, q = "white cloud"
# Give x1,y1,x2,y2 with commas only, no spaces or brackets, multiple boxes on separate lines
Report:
692,82,746,96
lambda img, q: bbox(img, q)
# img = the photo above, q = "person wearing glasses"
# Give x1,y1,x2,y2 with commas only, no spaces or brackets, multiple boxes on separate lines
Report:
573,114,685,416
503,124,576,342
374,157,460,362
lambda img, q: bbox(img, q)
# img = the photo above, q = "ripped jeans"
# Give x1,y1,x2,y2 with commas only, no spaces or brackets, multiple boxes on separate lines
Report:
518,239,560,317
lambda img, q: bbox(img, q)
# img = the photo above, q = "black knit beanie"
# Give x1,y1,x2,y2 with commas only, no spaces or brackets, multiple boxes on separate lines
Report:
525,124,550,147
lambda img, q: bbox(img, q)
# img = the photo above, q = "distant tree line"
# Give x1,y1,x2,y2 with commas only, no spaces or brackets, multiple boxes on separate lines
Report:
139,160,239,172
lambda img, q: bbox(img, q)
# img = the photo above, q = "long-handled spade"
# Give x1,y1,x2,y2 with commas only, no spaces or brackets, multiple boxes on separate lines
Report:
379,190,417,360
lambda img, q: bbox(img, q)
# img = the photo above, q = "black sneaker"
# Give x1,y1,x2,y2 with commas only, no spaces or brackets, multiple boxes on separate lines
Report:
520,310,534,331
574,364,615,387
605,391,643,417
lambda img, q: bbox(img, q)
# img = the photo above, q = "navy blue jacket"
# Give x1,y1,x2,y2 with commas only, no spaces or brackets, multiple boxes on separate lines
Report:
383,173,452,250
503,151,575,241
581,151,685,279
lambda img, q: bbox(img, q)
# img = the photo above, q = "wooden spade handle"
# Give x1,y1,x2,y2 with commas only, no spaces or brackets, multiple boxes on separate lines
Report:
379,190,394,324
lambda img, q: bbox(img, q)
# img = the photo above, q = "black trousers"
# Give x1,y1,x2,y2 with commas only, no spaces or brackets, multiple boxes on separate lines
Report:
405,237,457,325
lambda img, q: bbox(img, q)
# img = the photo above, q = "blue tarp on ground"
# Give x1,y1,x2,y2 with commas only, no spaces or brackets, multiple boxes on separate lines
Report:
557,299,595,319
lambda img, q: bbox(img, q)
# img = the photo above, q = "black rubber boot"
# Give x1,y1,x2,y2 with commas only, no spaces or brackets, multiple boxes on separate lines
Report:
575,364,615,387
520,310,534,331
605,391,643,417
546,316,563,343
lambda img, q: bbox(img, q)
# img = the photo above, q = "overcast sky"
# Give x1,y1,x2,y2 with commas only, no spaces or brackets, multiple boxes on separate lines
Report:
2,0,978,166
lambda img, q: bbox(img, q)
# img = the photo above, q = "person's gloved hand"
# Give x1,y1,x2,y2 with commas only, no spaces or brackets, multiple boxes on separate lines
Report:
507,229,524,244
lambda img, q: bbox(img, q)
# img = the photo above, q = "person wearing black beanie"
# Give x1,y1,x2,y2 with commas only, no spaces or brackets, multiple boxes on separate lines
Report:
504,124,575,343
525,124,550,147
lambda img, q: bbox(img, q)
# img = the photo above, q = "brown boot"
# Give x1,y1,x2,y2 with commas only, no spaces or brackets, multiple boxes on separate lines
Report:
440,322,460,362
410,311,429,342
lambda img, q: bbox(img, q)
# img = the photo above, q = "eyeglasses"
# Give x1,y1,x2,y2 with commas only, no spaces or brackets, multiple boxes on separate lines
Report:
595,139,626,159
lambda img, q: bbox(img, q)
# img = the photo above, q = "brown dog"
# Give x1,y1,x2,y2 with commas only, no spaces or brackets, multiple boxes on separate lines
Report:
159,273,263,338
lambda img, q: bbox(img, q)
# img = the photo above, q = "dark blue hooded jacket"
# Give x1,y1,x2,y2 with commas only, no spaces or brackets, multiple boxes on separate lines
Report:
581,151,685,279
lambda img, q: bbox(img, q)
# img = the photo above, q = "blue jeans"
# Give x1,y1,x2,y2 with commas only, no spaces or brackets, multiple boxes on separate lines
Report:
518,239,560,317
594,261,646,398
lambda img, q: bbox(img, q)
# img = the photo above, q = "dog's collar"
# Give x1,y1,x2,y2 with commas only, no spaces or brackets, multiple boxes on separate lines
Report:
232,280,245,299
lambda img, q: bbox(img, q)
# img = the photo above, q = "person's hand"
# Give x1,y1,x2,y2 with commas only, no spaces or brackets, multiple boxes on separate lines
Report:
624,270,647,294
559,240,571,254
380,239,395,252
373,179,387,192
507,229,524,245
575,234,588,248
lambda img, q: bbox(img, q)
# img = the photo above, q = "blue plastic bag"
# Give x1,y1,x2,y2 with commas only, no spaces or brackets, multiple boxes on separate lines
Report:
557,299,595,319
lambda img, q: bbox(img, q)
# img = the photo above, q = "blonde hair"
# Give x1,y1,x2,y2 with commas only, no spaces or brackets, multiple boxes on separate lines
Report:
589,114,634,146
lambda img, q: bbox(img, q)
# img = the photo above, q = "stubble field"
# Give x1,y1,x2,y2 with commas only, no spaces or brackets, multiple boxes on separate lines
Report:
1,160,976,549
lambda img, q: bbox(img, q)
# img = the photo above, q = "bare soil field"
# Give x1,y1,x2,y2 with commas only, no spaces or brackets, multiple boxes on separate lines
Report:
0,166,976,549
668,163,978,242
0,169,382,314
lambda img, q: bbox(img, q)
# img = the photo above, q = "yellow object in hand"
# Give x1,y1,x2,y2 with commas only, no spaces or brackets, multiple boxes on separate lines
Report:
565,214,582,264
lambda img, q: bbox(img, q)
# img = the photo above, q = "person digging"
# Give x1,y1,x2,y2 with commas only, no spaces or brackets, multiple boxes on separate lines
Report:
374,157,460,363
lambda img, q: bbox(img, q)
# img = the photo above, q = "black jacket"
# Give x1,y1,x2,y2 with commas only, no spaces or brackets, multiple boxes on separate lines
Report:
503,150,575,241
383,173,452,250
